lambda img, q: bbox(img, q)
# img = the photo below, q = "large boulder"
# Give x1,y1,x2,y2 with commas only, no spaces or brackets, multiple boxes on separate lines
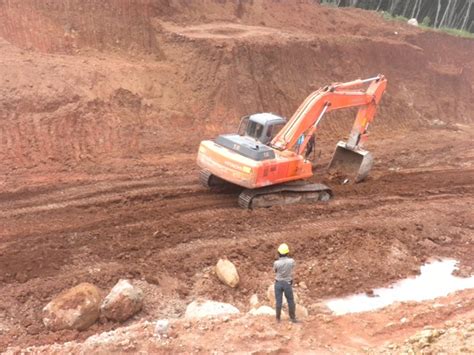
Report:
248,305,275,317
267,284,299,307
100,279,143,322
42,282,102,331
185,300,240,319
215,259,240,288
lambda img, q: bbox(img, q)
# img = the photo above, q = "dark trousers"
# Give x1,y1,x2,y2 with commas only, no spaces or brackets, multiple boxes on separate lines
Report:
274,280,296,320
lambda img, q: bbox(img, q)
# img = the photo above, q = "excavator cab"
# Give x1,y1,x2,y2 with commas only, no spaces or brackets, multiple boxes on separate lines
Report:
238,113,286,145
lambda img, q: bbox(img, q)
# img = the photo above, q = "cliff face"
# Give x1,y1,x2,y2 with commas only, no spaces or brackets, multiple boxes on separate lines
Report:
0,0,472,173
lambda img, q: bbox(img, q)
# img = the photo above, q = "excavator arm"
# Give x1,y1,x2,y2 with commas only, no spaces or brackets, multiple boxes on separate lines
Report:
271,75,387,154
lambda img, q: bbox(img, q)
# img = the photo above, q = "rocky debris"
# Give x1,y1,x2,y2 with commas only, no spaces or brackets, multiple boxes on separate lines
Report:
42,282,102,331
407,18,419,26
249,294,259,308
184,300,240,319
215,259,240,288
377,320,474,354
266,284,299,307
154,319,170,336
100,279,143,322
248,306,275,317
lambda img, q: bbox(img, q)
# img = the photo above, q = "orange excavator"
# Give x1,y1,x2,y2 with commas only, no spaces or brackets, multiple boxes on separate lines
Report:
197,75,387,208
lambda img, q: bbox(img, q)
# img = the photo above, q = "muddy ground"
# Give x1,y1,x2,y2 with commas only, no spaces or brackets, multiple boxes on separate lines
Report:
0,0,473,352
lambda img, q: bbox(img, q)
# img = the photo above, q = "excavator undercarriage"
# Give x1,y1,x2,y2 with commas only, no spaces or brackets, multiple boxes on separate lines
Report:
200,169,332,209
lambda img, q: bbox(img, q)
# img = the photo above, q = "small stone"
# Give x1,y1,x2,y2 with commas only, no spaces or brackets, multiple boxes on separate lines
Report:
249,294,259,308
154,319,169,335
400,317,408,324
448,327,457,334
215,259,240,288
419,329,434,342
299,281,308,289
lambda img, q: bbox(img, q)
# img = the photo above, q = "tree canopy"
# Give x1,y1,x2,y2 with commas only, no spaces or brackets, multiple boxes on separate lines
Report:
321,0,473,32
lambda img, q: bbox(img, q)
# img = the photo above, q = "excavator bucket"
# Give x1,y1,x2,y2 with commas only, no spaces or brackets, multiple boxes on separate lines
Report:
327,141,373,183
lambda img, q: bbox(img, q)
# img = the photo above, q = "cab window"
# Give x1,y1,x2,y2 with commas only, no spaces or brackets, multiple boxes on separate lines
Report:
246,121,264,140
238,116,250,136
266,123,286,140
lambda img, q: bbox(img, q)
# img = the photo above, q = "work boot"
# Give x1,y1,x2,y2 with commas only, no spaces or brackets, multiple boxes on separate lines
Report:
290,318,300,324
275,307,282,323
288,303,296,321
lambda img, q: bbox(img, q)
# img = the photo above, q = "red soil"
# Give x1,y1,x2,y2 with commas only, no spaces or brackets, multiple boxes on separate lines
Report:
0,0,473,351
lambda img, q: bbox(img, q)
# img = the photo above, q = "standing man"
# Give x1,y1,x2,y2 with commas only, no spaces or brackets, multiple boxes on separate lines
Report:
273,243,298,323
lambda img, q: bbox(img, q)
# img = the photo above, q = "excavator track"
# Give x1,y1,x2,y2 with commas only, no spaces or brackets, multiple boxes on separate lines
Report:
238,182,332,209
199,170,237,191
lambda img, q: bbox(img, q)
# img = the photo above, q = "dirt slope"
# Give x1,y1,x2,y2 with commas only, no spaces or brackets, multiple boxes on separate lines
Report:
0,0,473,352
0,0,473,186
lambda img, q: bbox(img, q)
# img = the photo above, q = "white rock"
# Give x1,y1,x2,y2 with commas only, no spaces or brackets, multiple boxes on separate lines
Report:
215,259,240,288
249,294,259,308
248,306,275,316
100,279,143,322
408,18,419,27
155,319,169,335
184,300,240,319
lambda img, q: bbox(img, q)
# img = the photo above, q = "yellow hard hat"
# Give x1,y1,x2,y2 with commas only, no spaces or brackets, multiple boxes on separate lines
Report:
278,243,289,255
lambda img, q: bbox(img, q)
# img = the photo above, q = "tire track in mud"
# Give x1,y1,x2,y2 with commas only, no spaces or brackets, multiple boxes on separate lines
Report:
0,183,234,219
1,167,472,220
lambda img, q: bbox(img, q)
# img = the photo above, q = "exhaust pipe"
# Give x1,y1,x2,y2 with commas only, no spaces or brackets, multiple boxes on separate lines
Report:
327,141,373,183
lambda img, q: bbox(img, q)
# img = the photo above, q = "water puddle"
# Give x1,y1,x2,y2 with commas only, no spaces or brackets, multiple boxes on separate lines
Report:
325,259,474,315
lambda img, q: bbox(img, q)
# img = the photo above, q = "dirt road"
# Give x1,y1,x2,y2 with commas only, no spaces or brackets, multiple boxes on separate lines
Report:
1,128,473,349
